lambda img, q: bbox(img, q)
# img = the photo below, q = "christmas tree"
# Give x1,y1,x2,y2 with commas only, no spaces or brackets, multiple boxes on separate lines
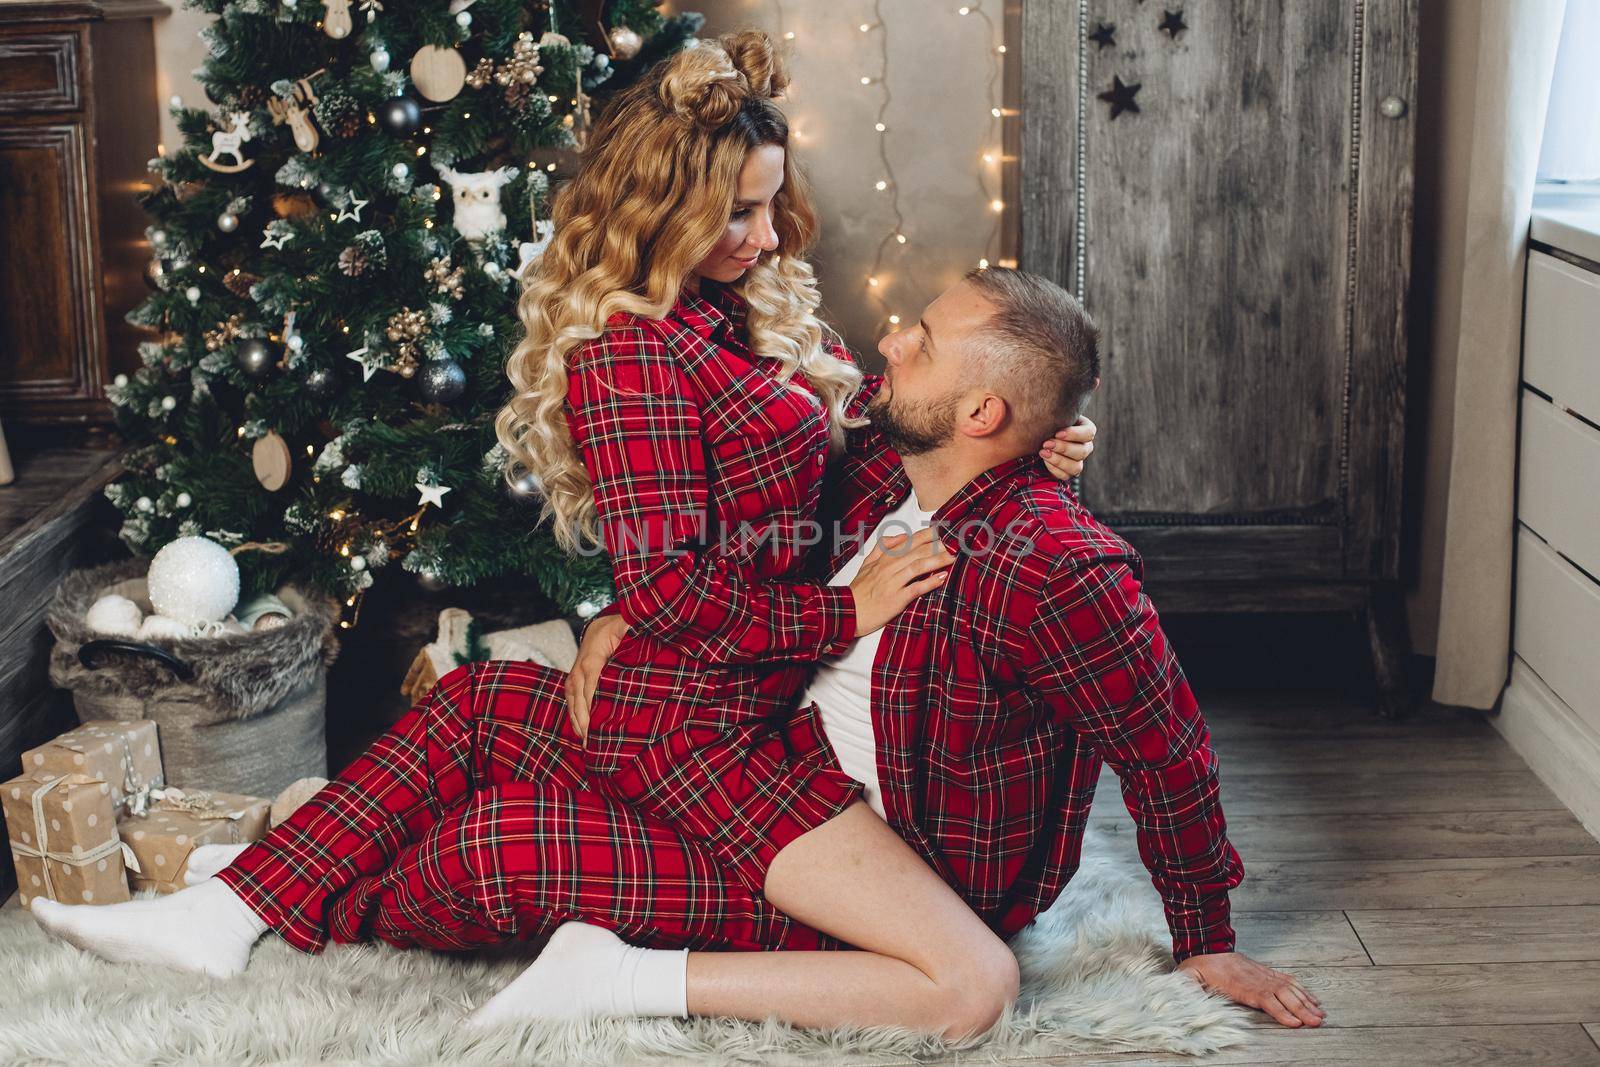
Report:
110,0,702,627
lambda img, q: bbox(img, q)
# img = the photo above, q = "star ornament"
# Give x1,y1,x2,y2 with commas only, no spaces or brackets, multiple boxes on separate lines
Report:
260,224,291,250
415,481,453,508
336,193,370,223
1089,22,1117,49
1098,75,1142,120
345,344,382,382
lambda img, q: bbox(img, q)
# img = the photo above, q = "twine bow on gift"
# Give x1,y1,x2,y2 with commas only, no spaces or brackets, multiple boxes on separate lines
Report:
10,775,139,902
141,786,250,822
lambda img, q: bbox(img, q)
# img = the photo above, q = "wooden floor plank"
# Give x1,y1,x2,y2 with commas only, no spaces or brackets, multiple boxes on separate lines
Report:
1233,961,1600,1028
1022,1024,1600,1065
1348,906,1600,965
1230,911,1371,967
1231,856,1600,911
1200,693,1495,741
1090,810,1600,863
1096,768,1562,816
1585,1023,1600,1051
1211,736,1527,775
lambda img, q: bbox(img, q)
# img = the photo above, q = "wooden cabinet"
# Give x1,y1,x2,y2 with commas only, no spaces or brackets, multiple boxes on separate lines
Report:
0,0,165,425
1019,0,1416,707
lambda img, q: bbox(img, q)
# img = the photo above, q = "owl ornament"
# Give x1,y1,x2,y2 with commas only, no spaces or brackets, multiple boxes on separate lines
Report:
435,165,518,243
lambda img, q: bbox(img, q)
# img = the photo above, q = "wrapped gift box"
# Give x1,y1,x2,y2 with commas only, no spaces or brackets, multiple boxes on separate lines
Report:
2,771,133,908
20,720,164,815
116,786,270,894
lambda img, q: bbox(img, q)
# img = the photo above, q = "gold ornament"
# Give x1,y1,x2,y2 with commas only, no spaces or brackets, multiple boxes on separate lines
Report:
385,307,430,374
609,26,642,60
203,313,247,352
465,57,495,90
495,32,544,88
424,256,466,300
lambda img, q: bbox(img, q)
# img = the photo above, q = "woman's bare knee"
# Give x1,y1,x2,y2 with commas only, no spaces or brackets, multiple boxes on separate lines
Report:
929,935,1019,1039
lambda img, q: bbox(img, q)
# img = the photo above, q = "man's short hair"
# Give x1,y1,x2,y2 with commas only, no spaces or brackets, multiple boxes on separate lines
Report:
960,266,1100,439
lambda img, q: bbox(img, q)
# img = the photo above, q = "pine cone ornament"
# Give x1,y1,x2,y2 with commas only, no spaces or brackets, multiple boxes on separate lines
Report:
338,245,369,277
313,88,364,139
236,84,270,110
222,269,261,299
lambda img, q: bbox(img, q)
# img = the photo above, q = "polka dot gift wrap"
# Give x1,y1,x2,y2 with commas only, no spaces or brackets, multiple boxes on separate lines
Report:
1,771,132,908
115,788,270,895
19,720,164,817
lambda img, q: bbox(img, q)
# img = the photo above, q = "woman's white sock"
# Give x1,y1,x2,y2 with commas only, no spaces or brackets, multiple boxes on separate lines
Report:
29,876,269,978
465,921,689,1027
183,841,253,885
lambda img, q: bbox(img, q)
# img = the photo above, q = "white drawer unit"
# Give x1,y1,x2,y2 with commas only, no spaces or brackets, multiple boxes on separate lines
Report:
1523,250,1600,423
1504,199,1600,838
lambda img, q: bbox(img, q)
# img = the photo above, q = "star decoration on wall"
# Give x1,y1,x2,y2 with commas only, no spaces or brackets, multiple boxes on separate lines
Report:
1097,75,1142,120
1159,8,1188,38
336,193,370,223
1089,22,1117,49
415,481,453,508
345,344,382,382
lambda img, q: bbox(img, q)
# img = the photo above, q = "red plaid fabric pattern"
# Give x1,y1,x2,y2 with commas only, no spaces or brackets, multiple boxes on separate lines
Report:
215,660,835,955
561,282,865,894
813,380,1244,961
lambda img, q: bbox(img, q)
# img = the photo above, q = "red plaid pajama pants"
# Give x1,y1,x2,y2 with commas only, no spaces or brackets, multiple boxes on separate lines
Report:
214,660,845,955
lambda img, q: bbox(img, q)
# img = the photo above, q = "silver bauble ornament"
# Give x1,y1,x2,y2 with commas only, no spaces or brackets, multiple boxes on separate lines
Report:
370,47,391,72
218,212,239,233
508,470,543,502
418,358,466,403
378,95,420,135
305,366,340,400
236,338,277,378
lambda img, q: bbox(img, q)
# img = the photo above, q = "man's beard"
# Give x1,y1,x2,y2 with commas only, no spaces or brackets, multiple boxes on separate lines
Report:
867,387,961,456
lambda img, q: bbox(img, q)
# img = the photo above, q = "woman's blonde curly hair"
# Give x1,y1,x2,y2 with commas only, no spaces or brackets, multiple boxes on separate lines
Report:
494,30,867,554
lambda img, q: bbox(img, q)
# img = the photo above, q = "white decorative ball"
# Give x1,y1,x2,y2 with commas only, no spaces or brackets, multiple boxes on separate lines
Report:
370,48,391,73
161,395,177,411
146,536,240,625
114,374,129,387
185,286,201,304
176,492,192,508
575,600,600,620
169,94,183,108
138,614,196,641
135,496,153,513
455,10,470,26
86,595,144,638
349,556,366,571
392,163,409,179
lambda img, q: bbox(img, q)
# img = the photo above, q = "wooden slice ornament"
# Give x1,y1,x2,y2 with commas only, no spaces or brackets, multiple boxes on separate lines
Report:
411,45,467,102
252,432,293,491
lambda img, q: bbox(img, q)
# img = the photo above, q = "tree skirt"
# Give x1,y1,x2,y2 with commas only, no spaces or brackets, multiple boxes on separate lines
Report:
0,828,1245,1066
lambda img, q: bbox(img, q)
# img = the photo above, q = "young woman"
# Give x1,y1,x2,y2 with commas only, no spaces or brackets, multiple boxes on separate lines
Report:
30,31,1095,1039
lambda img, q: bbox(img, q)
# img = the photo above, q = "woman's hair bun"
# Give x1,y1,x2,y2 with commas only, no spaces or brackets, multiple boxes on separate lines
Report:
658,31,788,130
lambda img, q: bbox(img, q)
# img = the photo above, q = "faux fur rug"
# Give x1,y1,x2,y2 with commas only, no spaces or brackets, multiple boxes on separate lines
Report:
0,827,1245,1066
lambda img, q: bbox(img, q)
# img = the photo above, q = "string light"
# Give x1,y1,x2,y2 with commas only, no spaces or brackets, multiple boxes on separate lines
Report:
768,0,1014,328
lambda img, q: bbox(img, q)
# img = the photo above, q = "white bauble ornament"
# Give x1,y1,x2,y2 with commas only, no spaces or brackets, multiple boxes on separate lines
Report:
135,496,153,513
138,614,196,641
435,164,516,242
161,395,177,411
86,594,144,637
185,286,201,304
146,536,240,625
370,47,391,73
176,492,192,507
391,162,410,180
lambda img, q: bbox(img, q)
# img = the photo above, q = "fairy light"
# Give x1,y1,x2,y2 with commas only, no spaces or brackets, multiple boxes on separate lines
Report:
769,0,1014,327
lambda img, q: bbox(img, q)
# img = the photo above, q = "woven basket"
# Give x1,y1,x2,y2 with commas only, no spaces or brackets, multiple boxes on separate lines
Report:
46,559,339,799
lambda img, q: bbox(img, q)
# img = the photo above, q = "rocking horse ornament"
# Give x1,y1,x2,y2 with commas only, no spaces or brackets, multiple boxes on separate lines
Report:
199,113,256,173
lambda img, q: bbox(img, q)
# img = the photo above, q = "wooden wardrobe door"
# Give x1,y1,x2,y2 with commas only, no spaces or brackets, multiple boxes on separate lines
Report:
1021,0,1415,603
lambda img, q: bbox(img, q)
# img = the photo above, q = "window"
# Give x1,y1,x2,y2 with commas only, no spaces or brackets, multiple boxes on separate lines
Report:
1538,1,1600,182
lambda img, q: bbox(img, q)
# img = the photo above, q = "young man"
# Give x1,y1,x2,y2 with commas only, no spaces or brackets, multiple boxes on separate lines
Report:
569,266,1322,1028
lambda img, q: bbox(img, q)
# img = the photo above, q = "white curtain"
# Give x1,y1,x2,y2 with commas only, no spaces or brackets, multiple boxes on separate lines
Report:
1538,1,1600,181
1432,0,1568,710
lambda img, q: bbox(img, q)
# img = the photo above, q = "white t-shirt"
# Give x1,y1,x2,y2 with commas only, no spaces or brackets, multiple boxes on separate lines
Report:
799,491,936,818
